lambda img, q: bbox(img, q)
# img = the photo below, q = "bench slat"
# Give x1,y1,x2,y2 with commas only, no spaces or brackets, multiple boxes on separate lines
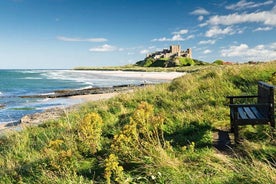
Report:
243,107,257,119
250,107,265,119
238,107,248,119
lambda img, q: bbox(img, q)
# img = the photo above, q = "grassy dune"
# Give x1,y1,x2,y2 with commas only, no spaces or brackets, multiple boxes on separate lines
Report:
0,61,276,183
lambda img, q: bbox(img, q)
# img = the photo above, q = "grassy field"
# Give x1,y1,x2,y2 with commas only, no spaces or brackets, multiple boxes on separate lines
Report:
0,61,276,183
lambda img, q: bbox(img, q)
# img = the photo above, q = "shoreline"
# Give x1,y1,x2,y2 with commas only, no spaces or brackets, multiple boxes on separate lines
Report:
0,91,129,134
0,71,186,134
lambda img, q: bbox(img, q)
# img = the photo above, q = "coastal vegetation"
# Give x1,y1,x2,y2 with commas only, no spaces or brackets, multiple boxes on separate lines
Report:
74,64,209,72
135,57,202,67
0,61,276,183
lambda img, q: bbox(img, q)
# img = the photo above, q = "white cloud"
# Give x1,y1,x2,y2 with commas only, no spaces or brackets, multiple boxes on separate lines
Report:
152,28,193,42
253,26,273,32
151,37,168,42
171,34,184,41
140,49,149,54
57,36,107,42
221,43,276,61
203,49,212,54
151,34,194,42
204,6,276,26
172,29,188,35
270,42,276,49
226,0,273,10
190,8,210,15
205,26,234,37
198,16,204,21
198,39,216,45
89,44,117,52
186,35,195,40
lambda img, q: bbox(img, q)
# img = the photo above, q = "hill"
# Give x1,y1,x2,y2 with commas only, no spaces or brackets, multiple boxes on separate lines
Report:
0,61,276,183
136,57,207,67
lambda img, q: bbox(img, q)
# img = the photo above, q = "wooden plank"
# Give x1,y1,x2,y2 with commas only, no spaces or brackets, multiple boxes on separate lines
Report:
250,107,265,119
238,107,248,119
243,107,256,119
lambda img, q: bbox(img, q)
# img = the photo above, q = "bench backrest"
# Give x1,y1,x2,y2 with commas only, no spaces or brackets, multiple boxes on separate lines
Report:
257,81,275,120
258,81,274,104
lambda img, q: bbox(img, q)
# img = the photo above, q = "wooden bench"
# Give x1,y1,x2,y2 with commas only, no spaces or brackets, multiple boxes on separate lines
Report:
227,81,275,143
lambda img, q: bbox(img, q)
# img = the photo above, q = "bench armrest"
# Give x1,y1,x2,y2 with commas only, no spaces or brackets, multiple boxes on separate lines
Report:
226,95,258,99
226,95,258,104
229,103,271,108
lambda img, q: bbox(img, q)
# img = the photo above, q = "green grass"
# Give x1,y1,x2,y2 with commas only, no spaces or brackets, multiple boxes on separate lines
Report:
0,61,276,183
73,64,210,73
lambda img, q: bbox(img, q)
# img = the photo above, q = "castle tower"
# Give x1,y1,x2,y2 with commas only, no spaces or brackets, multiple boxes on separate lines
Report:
186,48,192,58
170,45,181,54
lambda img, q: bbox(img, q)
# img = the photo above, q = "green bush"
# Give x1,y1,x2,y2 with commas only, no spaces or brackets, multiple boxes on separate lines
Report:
178,57,195,66
213,59,224,65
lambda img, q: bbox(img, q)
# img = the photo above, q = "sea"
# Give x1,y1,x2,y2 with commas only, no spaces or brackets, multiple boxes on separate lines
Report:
0,69,181,124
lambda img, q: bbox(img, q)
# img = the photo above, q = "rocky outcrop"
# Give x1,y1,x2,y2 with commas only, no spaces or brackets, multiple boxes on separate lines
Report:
20,84,147,99
20,106,75,124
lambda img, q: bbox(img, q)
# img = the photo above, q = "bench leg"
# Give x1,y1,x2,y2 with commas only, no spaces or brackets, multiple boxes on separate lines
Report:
234,123,239,144
230,111,234,133
271,121,275,129
230,120,234,133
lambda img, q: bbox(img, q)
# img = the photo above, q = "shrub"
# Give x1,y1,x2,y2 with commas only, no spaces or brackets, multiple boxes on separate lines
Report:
178,57,195,66
76,112,103,155
104,153,125,184
213,59,224,65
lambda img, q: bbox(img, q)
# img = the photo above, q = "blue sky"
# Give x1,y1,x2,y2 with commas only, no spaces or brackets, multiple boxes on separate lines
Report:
0,0,276,69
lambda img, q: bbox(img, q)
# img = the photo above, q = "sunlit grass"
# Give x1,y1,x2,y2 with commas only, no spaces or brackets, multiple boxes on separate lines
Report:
0,61,276,183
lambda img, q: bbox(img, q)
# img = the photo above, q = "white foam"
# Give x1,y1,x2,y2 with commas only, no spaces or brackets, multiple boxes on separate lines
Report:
24,77,43,80
37,98,50,102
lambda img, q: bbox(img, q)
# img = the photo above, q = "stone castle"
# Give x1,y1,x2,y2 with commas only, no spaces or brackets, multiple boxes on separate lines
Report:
146,45,192,59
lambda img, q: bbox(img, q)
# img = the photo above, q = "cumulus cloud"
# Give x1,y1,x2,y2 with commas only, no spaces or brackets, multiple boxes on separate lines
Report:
198,39,216,45
198,16,204,21
172,29,189,35
253,26,273,32
205,26,235,37
221,43,276,61
57,36,107,42
152,35,184,42
226,0,273,10
190,8,210,15
204,6,276,26
152,34,194,42
203,49,212,54
89,44,117,52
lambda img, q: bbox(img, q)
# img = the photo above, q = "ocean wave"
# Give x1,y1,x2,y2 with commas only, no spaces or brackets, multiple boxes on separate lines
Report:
18,70,41,74
23,77,43,80
37,98,51,102
76,85,94,90
0,120,18,126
